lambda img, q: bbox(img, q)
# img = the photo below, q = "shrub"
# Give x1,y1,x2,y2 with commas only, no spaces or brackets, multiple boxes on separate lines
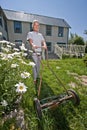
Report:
83,54,87,66
62,54,71,59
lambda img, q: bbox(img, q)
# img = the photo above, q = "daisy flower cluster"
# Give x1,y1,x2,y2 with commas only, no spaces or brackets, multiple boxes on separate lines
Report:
0,40,33,118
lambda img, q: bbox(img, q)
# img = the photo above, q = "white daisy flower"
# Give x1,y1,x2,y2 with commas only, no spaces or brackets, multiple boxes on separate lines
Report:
29,62,36,67
0,40,9,44
15,82,27,93
20,44,27,51
7,44,11,48
1,47,10,52
11,63,19,68
1,100,8,107
21,72,31,79
29,50,33,53
56,66,61,69
12,52,21,57
8,54,14,58
21,60,28,65
9,42,15,46
22,53,27,57
7,54,13,59
1,54,13,60
0,52,5,57
13,48,20,52
18,59,29,65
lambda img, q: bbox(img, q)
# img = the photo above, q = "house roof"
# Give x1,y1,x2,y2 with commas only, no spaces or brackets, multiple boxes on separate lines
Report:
3,9,71,28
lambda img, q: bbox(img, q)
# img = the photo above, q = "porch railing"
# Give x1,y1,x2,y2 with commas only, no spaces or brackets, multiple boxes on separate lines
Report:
54,44,86,59
54,44,63,59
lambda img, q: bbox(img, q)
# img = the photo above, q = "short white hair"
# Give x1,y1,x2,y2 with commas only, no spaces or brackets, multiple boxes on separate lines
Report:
32,20,39,28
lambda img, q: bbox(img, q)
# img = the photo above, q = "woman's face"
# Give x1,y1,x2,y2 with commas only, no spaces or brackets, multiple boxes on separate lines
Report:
33,22,39,32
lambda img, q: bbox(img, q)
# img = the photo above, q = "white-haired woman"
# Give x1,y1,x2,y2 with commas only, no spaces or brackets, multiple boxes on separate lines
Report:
27,20,47,84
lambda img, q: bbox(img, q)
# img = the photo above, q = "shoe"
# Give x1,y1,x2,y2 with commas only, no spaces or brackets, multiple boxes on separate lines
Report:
34,80,37,84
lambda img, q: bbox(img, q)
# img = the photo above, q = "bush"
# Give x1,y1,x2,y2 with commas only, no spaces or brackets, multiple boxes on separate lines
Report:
83,54,87,66
62,54,78,59
62,54,71,59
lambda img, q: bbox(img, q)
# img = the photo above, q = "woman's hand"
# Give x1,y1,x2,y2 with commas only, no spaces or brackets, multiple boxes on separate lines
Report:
32,44,39,49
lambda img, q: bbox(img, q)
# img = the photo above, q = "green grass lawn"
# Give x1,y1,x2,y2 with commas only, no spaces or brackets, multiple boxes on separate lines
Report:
37,58,87,130
0,58,87,130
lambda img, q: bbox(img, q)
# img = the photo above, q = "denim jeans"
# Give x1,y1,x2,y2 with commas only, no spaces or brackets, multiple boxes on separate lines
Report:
32,53,41,81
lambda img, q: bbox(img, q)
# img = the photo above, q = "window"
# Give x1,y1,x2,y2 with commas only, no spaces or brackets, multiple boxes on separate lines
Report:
46,25,52,36
58,27,64,37
14,21,22,33
0,17,3,27
46,42,51,51
30,22,33,31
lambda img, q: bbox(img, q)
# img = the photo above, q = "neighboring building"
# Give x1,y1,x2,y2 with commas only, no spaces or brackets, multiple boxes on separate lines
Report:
0,6,71,52
0,7,8,40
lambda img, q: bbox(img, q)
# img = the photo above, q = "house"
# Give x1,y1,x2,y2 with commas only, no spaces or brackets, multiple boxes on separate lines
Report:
0,6,71,53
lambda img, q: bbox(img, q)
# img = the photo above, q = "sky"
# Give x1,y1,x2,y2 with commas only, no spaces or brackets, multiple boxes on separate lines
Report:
0,0,87,40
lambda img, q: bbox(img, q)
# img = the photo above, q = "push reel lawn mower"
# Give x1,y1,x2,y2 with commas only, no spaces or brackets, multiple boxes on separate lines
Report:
33,48,80,119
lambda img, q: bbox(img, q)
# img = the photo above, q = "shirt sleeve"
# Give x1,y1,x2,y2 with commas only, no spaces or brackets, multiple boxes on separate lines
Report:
41,34,45,41
27,32,32,41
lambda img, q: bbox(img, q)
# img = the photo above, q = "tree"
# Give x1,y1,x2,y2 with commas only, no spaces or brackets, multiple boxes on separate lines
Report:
68,33,74,44
74,36,85,45
69,33,85,45
84,30,87,53
84,30,87,35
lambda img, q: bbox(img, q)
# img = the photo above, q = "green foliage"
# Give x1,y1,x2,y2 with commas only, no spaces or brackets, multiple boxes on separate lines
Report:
69,33,85,45
83,54,87,66
68,33,75,44
84,30,87,35
62,54,79,59
74,36,85,45
62,54,71,59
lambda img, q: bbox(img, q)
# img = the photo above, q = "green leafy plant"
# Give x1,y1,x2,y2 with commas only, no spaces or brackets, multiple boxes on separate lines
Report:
83,54,87,66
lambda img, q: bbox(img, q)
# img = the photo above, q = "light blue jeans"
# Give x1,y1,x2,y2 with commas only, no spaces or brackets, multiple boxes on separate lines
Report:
32,53,41,81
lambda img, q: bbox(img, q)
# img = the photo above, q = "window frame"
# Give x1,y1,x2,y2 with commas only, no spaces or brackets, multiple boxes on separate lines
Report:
46,25,52,36
58,27,64,37
14,21,22,33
